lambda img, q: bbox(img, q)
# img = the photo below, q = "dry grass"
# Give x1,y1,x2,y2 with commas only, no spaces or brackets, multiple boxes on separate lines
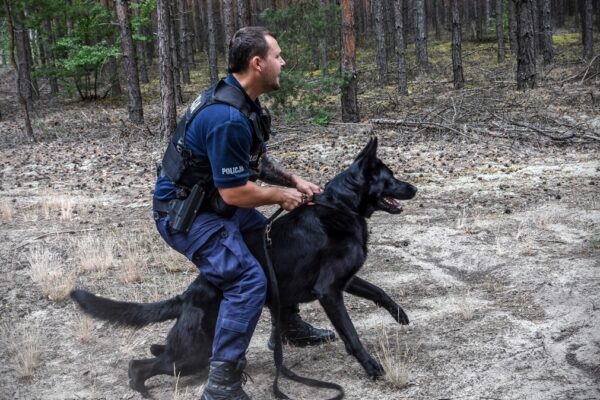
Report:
375,327,416,389
26,245,76,301
0,199,15,220
458,299,475,321
41,194,78,221
78,315,94,344
1,323,42,379
76,233,116,273
118,242,145,284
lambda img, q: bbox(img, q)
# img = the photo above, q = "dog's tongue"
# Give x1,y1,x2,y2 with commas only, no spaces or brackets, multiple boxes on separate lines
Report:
385,197,402,209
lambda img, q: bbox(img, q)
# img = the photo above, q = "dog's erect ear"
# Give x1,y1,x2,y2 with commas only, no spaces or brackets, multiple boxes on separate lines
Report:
354,137,378,164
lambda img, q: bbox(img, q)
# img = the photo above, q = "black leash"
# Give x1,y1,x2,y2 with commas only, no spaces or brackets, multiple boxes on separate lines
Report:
262,207,344,400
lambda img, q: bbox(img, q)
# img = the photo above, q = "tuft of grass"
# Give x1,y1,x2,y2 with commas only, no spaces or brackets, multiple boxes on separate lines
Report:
118,242,144,284
0,199,15,221
76,233,116,273
375,328,416,389
27,246,75,301
1,323,42,379
459,299,475,321
78,315,94,344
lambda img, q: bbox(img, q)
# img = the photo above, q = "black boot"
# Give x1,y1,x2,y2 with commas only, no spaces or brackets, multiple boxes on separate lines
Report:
200,360,250,400
268,306,336,350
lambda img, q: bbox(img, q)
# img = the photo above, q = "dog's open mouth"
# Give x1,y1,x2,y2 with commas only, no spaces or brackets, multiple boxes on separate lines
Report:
379,197,403,214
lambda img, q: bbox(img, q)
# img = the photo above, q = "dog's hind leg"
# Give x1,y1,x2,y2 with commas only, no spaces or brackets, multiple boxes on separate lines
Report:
345,276,409,325
128,355,210,397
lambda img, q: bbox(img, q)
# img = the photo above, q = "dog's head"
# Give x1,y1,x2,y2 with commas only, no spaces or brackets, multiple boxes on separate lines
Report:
345,137,417,217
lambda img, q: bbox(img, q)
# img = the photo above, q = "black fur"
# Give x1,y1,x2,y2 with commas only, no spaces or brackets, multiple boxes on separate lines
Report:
71,137,417,397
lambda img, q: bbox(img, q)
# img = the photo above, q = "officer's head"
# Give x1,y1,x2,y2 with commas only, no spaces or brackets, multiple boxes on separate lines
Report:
228,26,286,92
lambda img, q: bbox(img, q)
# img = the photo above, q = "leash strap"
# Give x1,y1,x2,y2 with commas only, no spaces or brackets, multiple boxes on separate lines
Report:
262,208,344,400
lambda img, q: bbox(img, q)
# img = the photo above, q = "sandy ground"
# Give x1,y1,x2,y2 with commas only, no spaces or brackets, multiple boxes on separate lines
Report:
0,123,598,400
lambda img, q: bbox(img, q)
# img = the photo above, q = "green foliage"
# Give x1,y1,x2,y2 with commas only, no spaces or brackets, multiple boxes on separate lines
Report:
131,0,156,42
21,0,121,99
261,2,342,124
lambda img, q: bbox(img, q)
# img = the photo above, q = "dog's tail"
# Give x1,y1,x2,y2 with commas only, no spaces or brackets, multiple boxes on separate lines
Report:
70,289,183,328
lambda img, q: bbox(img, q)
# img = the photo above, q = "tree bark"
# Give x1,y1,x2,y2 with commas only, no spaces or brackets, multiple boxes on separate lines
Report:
44,20,59,94
157,0,177,137
116,0,144,124
581,0,594,62
373,0,387,83
237,0,250,28
539,0,553,64
414,0,429,74
173,0,190,84
508,0,518,52
132,2,149,84
207,0,219,83
393,0,408,96
514,0,536,90
496,0,505,62
223,0,235,69
340,0,359,122
451,0,465,89
5,1,35,141
100,0,122,97
169,1,183,103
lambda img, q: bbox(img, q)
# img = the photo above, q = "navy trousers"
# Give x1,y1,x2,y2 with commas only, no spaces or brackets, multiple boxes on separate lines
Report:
155,208,267,363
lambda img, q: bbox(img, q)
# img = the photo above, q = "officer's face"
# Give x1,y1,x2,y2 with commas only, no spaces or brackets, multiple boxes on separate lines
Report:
260,35,286,92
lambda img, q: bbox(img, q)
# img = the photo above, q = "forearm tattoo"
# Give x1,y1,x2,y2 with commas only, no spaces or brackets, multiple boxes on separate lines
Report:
258,152,295,187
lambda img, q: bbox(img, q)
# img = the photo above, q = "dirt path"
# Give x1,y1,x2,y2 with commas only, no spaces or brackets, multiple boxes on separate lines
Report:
0,126,598,400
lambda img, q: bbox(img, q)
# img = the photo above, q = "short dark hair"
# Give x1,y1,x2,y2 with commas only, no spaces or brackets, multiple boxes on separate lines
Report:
228,26,277,74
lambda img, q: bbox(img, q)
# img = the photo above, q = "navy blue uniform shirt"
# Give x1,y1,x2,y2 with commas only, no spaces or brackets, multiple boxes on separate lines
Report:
154,75,263,201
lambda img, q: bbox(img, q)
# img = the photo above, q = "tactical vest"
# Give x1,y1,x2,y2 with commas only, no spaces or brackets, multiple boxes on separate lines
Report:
160,78,271,191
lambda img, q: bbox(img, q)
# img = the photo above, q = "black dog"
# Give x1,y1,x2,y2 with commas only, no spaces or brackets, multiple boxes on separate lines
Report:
71,137,417,396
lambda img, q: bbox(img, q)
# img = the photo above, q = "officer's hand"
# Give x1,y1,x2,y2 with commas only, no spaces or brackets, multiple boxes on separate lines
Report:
292,176,321,202
277,188,305,211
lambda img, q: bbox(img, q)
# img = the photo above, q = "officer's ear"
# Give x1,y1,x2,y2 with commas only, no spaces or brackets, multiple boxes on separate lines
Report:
250,56,263,73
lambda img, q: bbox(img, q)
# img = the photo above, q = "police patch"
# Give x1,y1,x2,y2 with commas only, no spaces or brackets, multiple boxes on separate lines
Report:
222,166,245,175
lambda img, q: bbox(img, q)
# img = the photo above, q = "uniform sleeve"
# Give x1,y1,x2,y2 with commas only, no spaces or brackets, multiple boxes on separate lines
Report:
205,115,253,188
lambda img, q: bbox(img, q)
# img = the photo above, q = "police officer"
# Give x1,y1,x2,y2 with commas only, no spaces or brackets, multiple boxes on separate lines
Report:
153,26,334,400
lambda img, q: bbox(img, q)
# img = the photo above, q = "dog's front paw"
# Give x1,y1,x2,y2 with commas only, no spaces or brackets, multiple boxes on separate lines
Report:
386,303,409,325
363,356,385,379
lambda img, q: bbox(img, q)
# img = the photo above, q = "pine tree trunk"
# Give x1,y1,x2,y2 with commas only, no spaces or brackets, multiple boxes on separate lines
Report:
101,0,122,97
508,0,518,52
157,0,177,137
539,0,553,64
132,3,149,84
451,0,465,89
116,0,144,124
169,1,183,103
319,0,329,74
373,0,387,83
581,0,594,62
192,0,205,53
237,0,250,28
223,0,235,68
414,0,429,73
44,20,59,94
5,2,35,141
174,0,190,84
393,0,408,96
207,0,219,83
340,0,359,122
514,0,536,90
496,0,505,62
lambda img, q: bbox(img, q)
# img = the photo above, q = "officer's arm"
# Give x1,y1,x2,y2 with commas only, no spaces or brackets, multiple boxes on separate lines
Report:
218,181,303,211
258,152,322,199
258,152,295,187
